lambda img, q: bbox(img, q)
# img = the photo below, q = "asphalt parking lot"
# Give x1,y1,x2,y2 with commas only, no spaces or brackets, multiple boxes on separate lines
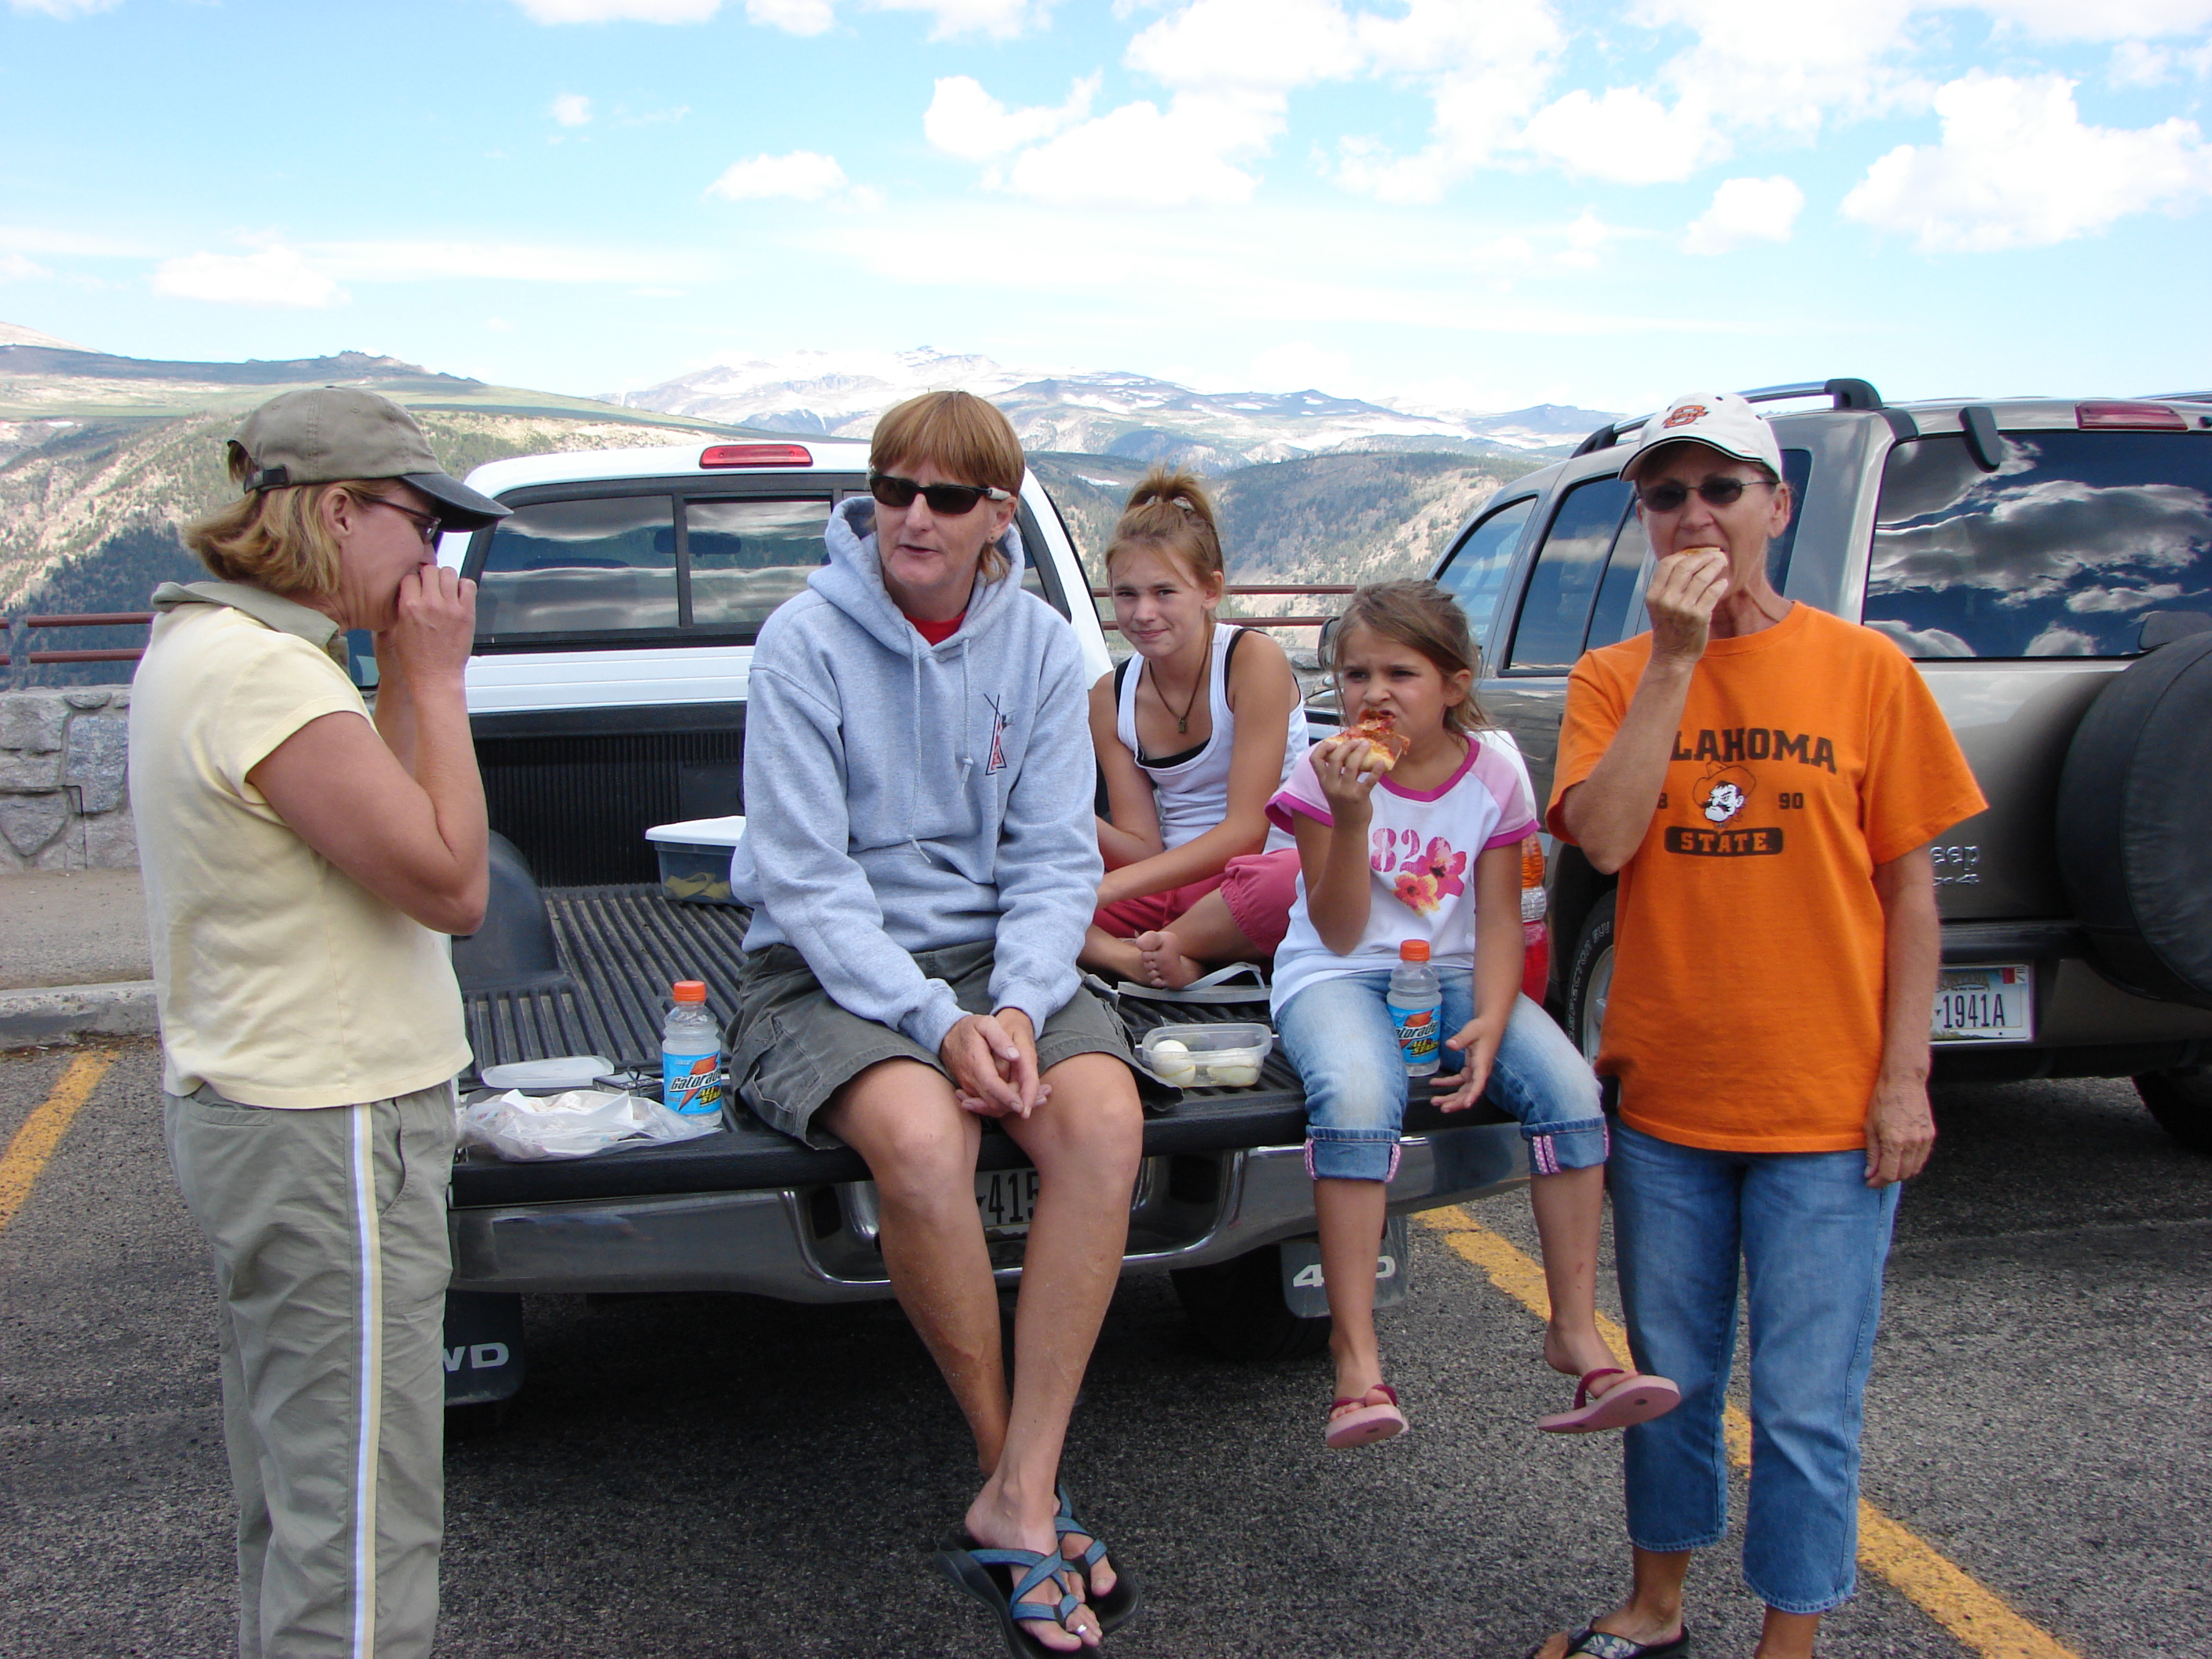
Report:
2,1038,2205,1658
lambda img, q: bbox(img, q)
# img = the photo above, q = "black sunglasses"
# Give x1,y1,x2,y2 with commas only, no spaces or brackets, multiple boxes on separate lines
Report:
868,471,1013,516
1637,476,1776,513
366,495,445,545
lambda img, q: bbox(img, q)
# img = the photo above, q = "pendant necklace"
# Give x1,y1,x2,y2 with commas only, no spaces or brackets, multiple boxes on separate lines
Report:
1166,634,1212,734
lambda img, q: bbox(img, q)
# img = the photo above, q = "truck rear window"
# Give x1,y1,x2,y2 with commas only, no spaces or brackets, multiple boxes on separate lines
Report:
1863,430,2212,658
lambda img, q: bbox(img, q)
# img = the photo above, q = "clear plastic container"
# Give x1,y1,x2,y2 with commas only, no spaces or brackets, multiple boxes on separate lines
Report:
1137,1021,1274,1089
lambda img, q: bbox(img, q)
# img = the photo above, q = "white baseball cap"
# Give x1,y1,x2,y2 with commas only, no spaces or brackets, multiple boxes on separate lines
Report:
1621,391,1783,483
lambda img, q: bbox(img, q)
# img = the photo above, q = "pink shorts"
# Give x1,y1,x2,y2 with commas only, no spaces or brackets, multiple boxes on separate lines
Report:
1092,847,1300,956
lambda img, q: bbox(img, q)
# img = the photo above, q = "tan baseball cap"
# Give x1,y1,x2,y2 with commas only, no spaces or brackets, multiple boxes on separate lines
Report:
1621,390,1784,483
229,386,510,530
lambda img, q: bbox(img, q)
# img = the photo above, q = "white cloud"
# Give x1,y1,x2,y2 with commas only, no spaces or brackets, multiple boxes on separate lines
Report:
0,254,50,280
705,149,853,200
748,0,833,27
485,317,516,332
550,92,593,126
1521,86,1722,185
1248,341,1353,391
1004,94,1276,205
151,246,347,309
511,0,721,19
1682,174,1806,254
6,0,119,14
971,0,1356,207
1974,0,2212,41
2110,37,2212,85
924,75,1097,160
1124,0,1358,95
1842,71,2212,251
866,0,1046,38
1334,0,1567,202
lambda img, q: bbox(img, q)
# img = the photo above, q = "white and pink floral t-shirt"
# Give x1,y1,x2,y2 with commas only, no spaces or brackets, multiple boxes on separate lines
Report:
1264,728,1538,1016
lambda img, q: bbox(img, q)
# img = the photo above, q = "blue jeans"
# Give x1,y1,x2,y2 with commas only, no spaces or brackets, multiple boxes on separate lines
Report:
1276,972,1604,1181
1610,1119,1901,1614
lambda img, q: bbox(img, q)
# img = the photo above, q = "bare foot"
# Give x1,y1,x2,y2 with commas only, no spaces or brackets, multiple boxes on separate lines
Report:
1544,1330,1637,1399
1133,929,1203,989
1328,1382,1396,1424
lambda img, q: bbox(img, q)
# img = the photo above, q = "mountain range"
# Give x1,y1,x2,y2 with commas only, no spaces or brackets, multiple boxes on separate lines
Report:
2,327,1572,679
604,348,1617,473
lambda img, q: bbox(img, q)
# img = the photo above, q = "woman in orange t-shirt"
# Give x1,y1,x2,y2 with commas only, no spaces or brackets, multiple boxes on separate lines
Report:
1529,394,1984,1659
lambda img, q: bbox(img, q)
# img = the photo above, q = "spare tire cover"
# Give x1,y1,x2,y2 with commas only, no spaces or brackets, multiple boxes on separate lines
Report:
2054,632,2212,1009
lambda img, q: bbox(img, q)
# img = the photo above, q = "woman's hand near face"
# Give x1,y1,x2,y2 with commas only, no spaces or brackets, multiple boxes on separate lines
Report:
1644,548,1730,665
379,564,477,688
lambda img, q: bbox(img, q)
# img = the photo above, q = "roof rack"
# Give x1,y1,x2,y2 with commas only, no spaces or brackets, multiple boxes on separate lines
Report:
1572,378,1885,458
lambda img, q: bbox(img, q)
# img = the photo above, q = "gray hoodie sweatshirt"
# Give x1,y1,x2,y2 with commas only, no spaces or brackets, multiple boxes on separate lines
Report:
728,494,1101,1053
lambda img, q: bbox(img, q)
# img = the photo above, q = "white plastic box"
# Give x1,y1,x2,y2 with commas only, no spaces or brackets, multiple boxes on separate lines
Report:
644,815,747,906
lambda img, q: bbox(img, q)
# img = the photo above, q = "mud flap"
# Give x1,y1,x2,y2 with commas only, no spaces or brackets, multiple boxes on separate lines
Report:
1278,1215,1411,1320
442,1290,527,1407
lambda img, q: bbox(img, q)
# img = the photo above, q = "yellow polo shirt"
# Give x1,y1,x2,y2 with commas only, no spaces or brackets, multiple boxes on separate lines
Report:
128,597,470,1108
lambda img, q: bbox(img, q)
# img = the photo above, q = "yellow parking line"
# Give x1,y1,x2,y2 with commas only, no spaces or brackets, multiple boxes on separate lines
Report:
0,1049,115,1236
1419,1207,2084,1659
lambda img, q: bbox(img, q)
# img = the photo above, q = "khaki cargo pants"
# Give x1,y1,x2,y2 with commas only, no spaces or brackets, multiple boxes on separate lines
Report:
165,1081,458,1659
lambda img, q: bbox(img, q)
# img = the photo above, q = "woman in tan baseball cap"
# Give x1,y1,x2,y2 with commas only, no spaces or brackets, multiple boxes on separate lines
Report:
129,387,507,1659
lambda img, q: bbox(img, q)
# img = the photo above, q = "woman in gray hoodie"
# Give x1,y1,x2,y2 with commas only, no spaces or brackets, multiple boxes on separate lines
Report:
728,391,1144,1654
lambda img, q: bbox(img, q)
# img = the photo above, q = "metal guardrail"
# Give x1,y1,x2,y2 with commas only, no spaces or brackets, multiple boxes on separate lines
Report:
1,612,155,681
1090,584,1354,630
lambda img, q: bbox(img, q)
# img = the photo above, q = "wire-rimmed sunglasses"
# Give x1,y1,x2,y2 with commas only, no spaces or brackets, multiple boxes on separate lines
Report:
1637,476,1776,513
364,495,445,545
868,471,1013,516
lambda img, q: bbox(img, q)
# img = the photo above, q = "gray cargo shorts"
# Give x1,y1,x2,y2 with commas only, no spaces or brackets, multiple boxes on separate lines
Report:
730,939,1136,1149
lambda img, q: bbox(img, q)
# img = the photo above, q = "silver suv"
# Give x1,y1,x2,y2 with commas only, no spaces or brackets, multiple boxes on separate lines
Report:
1425,381,2212,1152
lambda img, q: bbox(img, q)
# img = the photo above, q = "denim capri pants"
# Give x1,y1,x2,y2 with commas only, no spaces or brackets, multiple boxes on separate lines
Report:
1276,969,1605,1181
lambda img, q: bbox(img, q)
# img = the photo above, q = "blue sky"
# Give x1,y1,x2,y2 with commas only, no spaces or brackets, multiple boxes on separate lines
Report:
2,0,2209,415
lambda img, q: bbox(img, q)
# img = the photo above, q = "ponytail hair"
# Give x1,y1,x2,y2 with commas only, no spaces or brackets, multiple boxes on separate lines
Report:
1104,467,1225,593
1330,578,1489,734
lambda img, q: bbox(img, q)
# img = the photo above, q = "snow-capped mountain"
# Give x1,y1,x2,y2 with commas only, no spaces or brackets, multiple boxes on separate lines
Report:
602,349,1617,471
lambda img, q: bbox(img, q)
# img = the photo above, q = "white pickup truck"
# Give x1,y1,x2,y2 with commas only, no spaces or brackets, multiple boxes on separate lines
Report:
418,438,1530,1419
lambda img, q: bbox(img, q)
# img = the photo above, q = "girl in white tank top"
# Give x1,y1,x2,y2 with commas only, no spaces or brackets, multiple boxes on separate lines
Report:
1085,469,1309,987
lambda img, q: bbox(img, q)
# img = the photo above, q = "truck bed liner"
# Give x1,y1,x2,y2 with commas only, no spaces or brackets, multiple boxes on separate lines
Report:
454,885,1504,1209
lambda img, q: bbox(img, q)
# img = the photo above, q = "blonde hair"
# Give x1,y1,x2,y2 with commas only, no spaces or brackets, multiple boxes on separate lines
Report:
870,390,1027,584
1105,467,1225,594
181,446,393,597
1331,578,1489,734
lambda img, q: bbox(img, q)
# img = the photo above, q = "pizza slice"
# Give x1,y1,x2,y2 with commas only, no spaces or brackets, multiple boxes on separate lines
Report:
1346,708,1412,773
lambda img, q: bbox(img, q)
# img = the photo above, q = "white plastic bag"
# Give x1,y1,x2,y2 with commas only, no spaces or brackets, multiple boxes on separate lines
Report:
461,1088,722,1163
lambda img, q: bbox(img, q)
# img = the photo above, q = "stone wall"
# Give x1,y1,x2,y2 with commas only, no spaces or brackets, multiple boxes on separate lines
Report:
0,687,135,870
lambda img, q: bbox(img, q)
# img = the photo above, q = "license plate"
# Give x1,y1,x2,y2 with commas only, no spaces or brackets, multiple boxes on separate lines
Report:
1932,963,2033,1043
976,1168,1041,1234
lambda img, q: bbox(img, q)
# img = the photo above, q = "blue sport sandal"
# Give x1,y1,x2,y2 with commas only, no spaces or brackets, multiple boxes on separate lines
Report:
935,1540,1096,1657
1053,1485,1143,1634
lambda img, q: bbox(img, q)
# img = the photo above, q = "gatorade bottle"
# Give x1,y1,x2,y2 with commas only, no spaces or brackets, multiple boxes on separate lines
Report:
1387,940,1443,1077
661,980,724,1118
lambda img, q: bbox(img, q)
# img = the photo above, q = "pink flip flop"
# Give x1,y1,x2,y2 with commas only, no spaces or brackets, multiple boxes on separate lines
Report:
1537,1367,1682,1434
1325,1382,1408,1448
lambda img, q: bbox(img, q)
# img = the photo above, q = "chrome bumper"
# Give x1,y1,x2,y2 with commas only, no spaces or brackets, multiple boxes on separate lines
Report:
449,1120,1527,1302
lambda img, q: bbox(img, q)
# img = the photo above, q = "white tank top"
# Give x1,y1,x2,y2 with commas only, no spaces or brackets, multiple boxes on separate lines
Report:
1116,622,1308,853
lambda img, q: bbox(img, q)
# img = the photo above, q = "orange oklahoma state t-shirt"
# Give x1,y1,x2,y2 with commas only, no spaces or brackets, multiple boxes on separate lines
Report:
1547,603,1986,1153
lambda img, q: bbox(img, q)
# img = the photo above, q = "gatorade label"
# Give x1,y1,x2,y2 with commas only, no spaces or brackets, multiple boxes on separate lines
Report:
663,1051,724,1115
1387,1000,1441,1070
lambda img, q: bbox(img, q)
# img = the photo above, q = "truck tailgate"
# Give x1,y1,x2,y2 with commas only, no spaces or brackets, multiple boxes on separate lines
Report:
453,884,1509,1209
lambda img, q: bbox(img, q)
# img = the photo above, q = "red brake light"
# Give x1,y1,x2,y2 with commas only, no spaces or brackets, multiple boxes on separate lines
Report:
700,443,814,468
2077,402,2187,431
